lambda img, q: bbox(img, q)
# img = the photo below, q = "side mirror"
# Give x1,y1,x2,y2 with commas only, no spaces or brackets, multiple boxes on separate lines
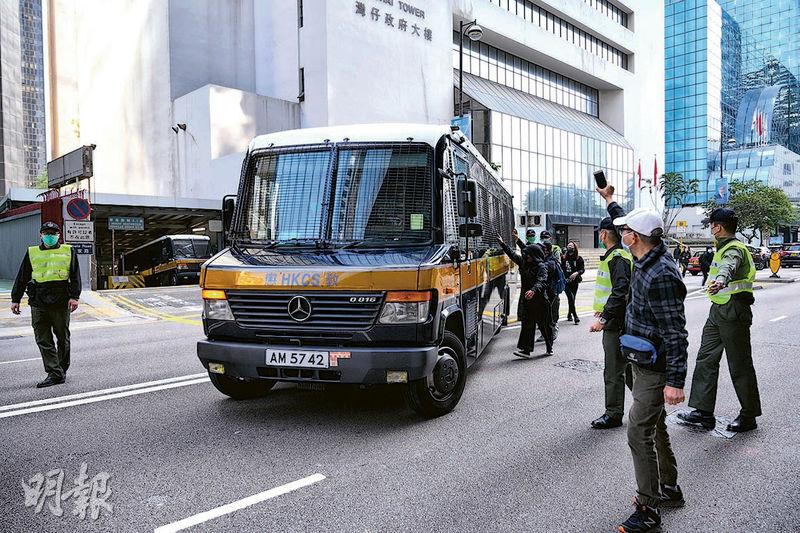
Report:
457,178,479,218
459,223,483,238
222,197,236,233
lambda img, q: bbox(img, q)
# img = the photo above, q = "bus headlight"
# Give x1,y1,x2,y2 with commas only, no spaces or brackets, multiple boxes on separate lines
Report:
379,291,431,324
202,289,234,321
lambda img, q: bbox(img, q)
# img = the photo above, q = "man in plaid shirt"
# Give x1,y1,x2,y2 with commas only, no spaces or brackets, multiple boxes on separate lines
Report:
598,185,689,533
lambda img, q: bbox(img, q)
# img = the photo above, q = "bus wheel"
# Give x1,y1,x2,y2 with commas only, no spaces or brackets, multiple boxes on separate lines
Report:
404,331,466,418
208,372,276,400
170,272,179,286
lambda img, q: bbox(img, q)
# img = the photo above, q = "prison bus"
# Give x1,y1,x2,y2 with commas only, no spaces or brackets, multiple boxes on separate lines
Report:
122,235,211,286
198,124,514,417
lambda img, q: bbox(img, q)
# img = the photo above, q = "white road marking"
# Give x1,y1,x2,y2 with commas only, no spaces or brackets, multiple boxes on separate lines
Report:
769,315,787,322
153,474,327,533
0,357,40,365
0,373,208,417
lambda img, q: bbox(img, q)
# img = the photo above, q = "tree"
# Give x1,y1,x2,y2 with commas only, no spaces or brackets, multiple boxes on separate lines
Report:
704,179,798,244
658,172,699,236
34,167,48,189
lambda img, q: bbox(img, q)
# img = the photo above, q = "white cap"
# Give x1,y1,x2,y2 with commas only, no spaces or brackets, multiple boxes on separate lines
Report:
613,208,664,237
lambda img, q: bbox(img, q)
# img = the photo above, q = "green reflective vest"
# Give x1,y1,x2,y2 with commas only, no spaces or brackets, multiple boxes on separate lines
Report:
708,239,755,305
29,245,72,283
593,247,633,313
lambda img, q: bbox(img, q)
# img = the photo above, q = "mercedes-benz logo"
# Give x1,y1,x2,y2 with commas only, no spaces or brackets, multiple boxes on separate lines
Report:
287,296,312,322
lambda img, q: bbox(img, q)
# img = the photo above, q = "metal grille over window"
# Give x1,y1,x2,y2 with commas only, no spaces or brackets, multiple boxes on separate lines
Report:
331,145,432,245
232,143,434,254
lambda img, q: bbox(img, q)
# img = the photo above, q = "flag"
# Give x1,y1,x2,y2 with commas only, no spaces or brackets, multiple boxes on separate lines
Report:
653,156,658,188
637,159,642,188
751,109,764,143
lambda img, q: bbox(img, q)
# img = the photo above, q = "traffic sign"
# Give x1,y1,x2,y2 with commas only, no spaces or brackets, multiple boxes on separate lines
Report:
108,216,144,231
64,220,94,242
770,252,781,275
70,243,94,255
65,197,91,221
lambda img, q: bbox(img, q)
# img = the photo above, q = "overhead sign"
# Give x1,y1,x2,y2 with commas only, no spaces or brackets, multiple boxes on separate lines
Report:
47,145,94,189
65,197,91,221
108,216,144,231
64,221,94,242
70,243,94,255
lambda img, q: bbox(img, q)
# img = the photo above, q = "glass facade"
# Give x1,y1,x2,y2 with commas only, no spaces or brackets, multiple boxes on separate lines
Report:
19,0,46,186
665,0,800,204
453,33,600,117
487,0,629,70
487,110,634,218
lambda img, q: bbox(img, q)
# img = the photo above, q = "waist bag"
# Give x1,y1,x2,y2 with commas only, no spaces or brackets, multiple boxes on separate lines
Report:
620,334,658,367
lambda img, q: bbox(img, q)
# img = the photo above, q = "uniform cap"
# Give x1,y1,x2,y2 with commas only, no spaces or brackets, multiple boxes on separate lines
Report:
599,217,616,231
702,208,738,225
40,221,60,233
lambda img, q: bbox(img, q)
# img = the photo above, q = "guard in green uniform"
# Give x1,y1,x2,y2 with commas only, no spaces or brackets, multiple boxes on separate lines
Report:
11,222,81,388
589,217,633,429
678,208,761,432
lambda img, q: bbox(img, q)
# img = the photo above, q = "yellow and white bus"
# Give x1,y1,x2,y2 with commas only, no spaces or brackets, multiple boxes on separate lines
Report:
198,123,514,417
122,235,211,286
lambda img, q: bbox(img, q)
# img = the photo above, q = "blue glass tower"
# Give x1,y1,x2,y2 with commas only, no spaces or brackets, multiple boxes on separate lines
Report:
665,0,800,204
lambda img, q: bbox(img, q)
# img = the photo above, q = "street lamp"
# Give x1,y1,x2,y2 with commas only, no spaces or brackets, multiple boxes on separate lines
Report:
458,19,483,117
709,134,737,180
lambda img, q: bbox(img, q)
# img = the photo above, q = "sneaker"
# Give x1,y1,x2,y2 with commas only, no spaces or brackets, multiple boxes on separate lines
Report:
545,349,554,356
660,484,685,508
618,499,661,533
513,350,532,359
677,409,716,430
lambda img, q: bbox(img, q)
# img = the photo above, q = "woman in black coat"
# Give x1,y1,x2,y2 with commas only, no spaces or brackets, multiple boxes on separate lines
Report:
498,235,553,357
561,242,585,324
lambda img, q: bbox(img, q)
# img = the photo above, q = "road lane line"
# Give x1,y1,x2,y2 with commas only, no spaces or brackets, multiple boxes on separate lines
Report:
153,474,327,533
770,315,787,322
0,372,207,413
0,357,40,365
0,377,210,419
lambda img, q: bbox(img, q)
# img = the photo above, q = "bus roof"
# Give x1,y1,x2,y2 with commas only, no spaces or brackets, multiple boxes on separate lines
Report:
248,123,500,182
122,234,209,256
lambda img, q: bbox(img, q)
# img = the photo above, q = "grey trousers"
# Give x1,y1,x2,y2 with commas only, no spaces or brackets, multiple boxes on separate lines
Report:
627,365,678,508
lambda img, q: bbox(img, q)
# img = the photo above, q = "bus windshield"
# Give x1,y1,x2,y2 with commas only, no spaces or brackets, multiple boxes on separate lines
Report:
172,239,211,259
237,144,433,247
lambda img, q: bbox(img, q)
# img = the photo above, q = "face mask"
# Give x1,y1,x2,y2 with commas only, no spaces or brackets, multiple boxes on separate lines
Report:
42,234,59,247
599,240,607,250
526,236,536,244
621,232,632,253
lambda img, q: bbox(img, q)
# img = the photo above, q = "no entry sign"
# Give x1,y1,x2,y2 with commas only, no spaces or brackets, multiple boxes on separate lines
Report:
66,198,91,220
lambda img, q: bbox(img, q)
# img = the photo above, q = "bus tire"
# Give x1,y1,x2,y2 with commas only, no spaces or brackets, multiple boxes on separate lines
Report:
404,331,466,418
208,372,276,400
170,272,179,286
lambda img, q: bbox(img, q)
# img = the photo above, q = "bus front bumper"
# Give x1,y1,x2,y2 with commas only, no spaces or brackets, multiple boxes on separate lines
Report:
197,339,438,384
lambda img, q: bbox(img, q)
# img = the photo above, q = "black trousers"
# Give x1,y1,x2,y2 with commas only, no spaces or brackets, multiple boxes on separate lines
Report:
550,294,560,326
564,282,579,320
517,297,553,352
701,268,709,286
31,305,71,380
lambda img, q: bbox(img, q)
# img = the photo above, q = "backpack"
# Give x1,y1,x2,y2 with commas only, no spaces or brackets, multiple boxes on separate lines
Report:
549,257,566,295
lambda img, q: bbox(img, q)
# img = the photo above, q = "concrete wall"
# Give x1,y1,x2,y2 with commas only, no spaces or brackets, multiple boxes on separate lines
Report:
0,210,40,280
168,0,256,100
0,0,26,196
172,85,300,200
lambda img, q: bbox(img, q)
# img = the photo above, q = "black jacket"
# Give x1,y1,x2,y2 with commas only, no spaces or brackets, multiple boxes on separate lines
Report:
11,244,82,308
499,240,548,318
562,254,585,284
699,251,713,271
598,243,632,331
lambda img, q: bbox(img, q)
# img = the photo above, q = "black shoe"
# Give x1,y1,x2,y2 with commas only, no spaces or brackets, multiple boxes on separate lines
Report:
36,376,64,388
574,317,580,324
513,350,532,359
545,350,554,356
659,484,685,508
726,415,757,433
535,335,544,342
618,499,661,533
677,409,716,430
591,414,623,429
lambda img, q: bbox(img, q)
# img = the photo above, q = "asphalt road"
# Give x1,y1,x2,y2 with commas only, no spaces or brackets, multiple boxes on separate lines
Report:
1,277,798,532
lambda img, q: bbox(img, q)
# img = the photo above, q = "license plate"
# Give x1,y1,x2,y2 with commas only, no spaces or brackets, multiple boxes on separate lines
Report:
266,349,329,369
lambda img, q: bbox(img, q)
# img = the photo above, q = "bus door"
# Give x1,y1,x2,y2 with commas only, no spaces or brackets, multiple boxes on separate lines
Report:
452,146,482,357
